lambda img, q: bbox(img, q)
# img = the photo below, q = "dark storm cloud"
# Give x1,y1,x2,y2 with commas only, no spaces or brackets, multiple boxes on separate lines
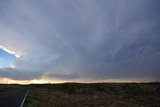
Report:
0,67,42,80
0,0,160,81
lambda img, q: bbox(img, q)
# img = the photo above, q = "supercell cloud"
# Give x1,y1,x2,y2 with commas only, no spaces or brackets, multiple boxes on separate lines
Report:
0,0,160,82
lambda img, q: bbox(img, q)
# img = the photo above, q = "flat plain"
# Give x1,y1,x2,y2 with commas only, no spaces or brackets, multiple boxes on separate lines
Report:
25,82,160,107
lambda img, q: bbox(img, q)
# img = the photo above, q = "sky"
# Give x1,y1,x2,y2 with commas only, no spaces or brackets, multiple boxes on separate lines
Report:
0,0,160,84
0,49,16,67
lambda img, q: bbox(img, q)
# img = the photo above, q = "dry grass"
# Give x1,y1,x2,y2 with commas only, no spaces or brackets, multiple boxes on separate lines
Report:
0,84,23,93
26,82,160,107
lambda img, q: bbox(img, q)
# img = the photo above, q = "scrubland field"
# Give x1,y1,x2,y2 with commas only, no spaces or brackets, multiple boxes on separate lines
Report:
0,84,22,93
25,82,160,107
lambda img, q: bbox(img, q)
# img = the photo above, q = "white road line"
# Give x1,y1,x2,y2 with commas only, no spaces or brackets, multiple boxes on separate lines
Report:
20,89,28,107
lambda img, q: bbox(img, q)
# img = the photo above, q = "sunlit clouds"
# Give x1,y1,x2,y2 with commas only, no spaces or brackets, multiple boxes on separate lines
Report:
0,45,20,58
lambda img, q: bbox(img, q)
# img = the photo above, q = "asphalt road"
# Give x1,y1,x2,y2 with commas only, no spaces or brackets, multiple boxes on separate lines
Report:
0,88,28,107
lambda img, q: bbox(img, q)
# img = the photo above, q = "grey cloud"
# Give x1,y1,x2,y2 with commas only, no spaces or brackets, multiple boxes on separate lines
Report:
0,0,160,81
0,67,42,80
46,73,79,80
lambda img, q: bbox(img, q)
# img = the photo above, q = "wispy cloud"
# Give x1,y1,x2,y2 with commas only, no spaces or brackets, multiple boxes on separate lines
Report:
0,0,160,82
0,45,19,57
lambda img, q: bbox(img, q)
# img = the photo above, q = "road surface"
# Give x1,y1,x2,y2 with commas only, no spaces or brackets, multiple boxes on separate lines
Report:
0,88,28,107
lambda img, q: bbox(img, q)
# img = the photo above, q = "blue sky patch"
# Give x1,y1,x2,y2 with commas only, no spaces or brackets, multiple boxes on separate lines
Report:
0,49,16,67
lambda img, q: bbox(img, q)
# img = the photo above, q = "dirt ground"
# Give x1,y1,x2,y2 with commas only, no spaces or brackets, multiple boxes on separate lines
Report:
26,83,160,107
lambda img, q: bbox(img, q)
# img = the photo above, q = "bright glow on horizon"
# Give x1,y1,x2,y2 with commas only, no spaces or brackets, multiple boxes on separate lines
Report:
0,77,156,84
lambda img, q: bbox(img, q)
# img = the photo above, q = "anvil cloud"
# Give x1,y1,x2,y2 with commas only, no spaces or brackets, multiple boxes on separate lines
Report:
0,0,160,82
